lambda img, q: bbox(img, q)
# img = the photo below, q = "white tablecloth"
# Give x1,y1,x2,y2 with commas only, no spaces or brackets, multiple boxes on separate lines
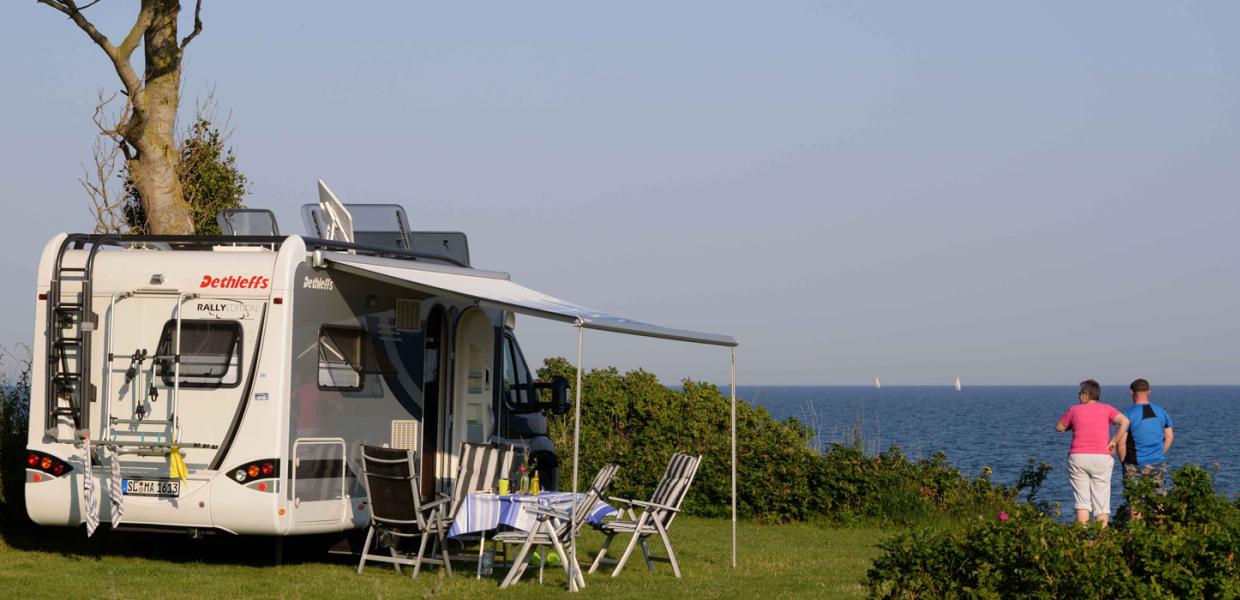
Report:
447,491,615,538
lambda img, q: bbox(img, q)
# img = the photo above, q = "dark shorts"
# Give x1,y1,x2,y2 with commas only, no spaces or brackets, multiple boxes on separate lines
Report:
1123,461,1168,495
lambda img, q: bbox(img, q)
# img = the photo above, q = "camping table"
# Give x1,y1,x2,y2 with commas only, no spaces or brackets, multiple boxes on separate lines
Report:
447,491,616,579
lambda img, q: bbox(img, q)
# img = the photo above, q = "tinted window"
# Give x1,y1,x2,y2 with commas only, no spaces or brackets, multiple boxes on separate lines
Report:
511,337,531,396
156,320,242,388
502,334,532,408
317,326,395,391
502,337,517,399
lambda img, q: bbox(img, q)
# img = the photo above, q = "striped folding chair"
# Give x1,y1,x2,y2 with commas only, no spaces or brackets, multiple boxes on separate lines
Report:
436,442,517,574
357,445,452,578
589,453,702,578
442,442,517,523
495,463,620,590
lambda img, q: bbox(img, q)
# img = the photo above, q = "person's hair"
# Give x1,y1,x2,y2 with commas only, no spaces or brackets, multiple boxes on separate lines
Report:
1130,378,1150,393
1079,379,1101,401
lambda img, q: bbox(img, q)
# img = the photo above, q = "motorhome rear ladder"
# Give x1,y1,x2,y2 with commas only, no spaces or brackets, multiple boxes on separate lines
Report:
45,237,107,441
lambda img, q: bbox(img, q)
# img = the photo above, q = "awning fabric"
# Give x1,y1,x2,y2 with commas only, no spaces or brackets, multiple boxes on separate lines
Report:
323,253,737,347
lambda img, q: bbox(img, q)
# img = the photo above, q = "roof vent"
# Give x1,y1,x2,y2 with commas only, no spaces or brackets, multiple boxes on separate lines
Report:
217,208,279,236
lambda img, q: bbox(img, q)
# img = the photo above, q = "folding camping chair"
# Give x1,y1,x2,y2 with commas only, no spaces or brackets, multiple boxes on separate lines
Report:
357,445,453,577
494,463,620,589
435,442,518,574
589,453,702,578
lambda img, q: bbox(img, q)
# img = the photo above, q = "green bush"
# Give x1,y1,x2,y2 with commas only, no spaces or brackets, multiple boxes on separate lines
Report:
537,358,1018,523
866,465,1240,599
810,446,1018,526
122,106,249,235
0,353,31,520
538,358,811,519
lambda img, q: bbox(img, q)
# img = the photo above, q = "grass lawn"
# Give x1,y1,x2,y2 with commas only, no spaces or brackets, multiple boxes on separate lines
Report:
0,515,887,599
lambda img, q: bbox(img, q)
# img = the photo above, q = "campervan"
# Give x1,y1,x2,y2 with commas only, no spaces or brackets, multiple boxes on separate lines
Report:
25,183,579,537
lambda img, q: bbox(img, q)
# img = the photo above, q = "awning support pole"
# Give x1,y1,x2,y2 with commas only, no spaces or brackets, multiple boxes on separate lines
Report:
730,346,737,568
569,322,584,592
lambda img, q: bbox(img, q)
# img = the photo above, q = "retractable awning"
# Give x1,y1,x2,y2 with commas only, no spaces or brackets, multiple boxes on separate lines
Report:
323,253,737,347
323,251,740,589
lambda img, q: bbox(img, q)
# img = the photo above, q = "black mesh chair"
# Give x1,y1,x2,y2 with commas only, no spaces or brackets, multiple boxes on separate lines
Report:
357,445,453,577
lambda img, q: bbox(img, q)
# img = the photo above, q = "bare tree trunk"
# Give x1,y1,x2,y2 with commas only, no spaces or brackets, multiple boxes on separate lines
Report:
38,0,202,235
129,0,191,234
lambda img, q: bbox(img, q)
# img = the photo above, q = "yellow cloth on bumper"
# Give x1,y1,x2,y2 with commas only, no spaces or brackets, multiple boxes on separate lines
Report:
169,446,189,481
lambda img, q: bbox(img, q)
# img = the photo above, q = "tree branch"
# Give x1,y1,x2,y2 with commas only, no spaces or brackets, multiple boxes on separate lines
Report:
117,4,153,61
180,0,203,50
82,92,129,234
36,1,117,57
37,0,150,117
91,89,138,161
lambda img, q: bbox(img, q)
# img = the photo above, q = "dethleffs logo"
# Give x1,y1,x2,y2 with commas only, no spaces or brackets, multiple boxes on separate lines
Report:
303,275,333,290
199,275,270,289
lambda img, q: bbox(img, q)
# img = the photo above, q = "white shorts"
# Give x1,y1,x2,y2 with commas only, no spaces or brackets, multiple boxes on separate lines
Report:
1068,454,1115,516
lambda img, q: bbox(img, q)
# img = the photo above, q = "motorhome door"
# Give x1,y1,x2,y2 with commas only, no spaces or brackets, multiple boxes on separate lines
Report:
445,308,494,482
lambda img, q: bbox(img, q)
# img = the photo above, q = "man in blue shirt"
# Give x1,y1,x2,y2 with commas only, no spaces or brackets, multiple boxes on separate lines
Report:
1117,378,1174,495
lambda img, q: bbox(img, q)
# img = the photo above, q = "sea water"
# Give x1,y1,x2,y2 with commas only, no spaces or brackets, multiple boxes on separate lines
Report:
742,385,1240,515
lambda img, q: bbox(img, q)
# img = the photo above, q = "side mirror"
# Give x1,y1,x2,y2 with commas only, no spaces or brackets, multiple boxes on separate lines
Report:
509,376,573,415
548,376,571,415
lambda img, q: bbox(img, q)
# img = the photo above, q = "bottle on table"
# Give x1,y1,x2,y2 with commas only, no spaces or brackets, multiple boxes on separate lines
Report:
530,471,540,496
518,465,530,494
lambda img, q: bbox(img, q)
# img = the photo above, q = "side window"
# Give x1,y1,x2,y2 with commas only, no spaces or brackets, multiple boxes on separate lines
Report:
317,326,395,391
511,337,532,401
502,336,517,402
156,320,242,388
502,334,531,408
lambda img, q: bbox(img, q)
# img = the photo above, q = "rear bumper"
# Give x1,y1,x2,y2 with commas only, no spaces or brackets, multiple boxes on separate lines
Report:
26,467,215,530
25,467,365,536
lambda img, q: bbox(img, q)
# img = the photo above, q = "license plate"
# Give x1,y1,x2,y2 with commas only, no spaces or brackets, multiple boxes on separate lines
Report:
122,478,180,497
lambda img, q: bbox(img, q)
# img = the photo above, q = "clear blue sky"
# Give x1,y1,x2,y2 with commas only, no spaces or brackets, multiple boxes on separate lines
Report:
2,2,1238,385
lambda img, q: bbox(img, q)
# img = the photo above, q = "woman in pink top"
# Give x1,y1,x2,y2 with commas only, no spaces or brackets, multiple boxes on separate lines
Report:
1055,379,1129,526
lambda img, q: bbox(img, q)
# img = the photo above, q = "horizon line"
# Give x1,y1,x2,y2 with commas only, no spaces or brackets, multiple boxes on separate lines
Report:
712,383,1240,387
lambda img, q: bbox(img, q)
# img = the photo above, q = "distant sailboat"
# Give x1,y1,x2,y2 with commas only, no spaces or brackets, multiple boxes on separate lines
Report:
955,376,962,391
875,376,881,390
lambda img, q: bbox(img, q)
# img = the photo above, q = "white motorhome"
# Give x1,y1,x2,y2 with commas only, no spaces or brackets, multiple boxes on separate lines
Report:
25,185,589,537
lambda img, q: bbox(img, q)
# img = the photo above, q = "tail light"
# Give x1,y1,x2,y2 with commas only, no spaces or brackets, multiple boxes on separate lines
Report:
229,459,280,485
26,450,73,478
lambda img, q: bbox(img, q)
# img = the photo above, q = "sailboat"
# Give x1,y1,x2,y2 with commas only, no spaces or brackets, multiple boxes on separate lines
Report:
875,376,881,390
955,376,961,391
